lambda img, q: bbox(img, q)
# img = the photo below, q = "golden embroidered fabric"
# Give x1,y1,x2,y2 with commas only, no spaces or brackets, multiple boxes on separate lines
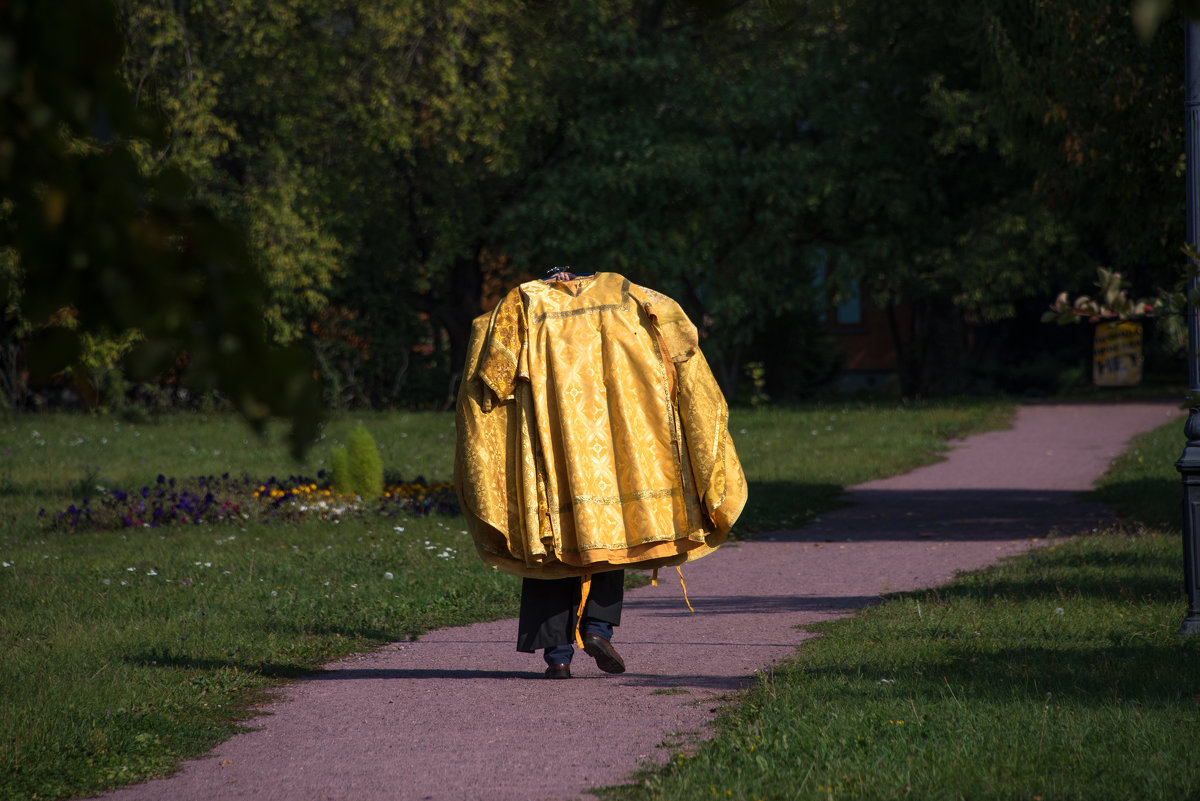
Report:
453,272,748,579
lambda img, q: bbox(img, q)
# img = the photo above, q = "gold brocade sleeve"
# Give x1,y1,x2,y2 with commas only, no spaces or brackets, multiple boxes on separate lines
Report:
454,314,518,561
476,288,526,404
675,348,747,536
631,287,699,363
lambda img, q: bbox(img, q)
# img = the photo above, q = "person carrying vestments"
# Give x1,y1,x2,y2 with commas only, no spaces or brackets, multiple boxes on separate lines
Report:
454,270,746,678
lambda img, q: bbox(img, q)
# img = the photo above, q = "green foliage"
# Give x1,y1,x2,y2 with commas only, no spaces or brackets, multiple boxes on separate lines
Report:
0,0,324,455
741,362,769,408
7,0,1187,411
329,446,353,497
326,424,386,499
740,0,1181,396
497,2,836,393
115,0,549,408
346,424,384,500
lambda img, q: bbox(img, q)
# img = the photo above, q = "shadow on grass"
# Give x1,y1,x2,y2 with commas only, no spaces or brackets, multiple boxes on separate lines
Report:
1086,476,1181,532
125,648,312,679
260,620,400,641
929,537,1181,602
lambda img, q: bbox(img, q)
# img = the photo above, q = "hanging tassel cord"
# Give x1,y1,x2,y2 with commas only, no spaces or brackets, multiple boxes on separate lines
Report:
650,566,694,612
574,569,592,649
677,565,694,613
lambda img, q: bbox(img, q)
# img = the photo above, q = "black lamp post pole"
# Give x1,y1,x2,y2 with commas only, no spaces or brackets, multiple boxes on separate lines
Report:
1177,18,1200,635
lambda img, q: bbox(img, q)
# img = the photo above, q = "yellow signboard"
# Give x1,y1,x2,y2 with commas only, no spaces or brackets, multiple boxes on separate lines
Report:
1093,321,1142,387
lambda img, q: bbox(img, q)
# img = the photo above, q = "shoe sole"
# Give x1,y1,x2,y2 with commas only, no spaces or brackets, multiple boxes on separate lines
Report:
583,638,626,674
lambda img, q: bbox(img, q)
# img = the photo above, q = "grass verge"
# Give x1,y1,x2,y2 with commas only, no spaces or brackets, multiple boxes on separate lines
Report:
599,413,1198,801
0,400,1012,800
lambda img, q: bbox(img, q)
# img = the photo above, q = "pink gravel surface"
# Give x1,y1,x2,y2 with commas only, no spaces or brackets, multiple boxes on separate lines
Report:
95,402,1183,801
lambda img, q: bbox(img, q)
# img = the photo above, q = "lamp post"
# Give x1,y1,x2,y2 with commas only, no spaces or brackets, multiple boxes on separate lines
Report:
1177,17,1200,634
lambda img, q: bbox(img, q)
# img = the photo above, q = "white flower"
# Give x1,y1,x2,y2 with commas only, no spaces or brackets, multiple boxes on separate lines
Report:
270,590,278,597
1054,607,1064,615
1,562,10,568
384,572,394,580
394,526,405,532
146,569,157,576
127,567,136,572
102,578,111,585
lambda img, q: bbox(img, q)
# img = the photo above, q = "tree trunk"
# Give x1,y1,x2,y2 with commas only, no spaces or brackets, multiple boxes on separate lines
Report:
434,255,484,409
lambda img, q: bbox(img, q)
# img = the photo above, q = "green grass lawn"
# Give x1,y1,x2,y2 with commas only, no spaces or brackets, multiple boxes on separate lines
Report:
0,400,1012,800
599,414,1200,801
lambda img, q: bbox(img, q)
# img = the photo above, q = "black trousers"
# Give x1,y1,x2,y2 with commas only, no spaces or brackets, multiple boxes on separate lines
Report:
516,570,624,653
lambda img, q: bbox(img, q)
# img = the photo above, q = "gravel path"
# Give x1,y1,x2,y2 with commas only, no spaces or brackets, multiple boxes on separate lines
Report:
96,402,1182,801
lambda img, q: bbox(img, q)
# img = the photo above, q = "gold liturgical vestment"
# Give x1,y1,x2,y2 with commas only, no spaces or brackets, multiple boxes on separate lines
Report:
454,272,747,578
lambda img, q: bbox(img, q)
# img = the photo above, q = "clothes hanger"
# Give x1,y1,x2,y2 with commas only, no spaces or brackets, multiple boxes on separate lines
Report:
544,266,595,282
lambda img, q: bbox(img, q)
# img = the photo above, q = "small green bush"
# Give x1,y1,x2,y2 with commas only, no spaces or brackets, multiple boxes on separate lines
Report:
347,425,384,499
329,446,353,496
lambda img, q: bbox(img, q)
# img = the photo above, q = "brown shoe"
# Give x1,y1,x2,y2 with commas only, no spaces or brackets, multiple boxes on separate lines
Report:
545,663,571,679
582,634,626,674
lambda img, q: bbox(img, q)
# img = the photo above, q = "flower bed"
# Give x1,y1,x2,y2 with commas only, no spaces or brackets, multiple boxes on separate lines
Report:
44,472,460,531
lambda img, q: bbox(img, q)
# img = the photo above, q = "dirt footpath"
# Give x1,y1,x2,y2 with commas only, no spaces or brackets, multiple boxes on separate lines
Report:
96,402,1182,801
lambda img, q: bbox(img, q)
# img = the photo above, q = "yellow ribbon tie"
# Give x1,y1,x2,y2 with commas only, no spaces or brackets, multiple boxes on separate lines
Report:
574,569,592,649
677,565,694,613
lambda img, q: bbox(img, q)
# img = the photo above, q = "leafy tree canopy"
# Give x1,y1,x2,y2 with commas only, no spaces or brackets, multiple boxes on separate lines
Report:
1,0,322,455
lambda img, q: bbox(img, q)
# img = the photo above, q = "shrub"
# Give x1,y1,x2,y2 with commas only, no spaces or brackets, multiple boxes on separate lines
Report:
330,446,353,496
346,425,384,499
